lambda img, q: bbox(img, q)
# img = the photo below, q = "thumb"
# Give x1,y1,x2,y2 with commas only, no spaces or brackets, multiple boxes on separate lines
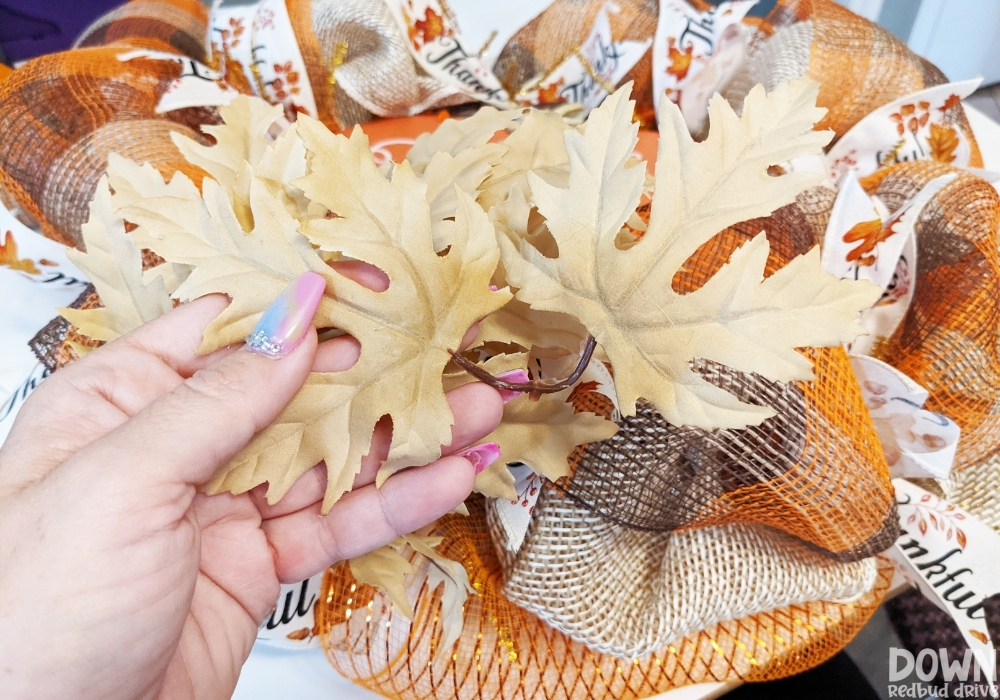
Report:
67,272,325,488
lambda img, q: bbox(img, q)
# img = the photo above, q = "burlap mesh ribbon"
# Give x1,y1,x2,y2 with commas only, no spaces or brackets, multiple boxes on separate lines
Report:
487,485,877,659
317,498,893,698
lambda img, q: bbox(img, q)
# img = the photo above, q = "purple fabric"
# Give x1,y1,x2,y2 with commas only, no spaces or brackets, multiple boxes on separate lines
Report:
0,0,125,63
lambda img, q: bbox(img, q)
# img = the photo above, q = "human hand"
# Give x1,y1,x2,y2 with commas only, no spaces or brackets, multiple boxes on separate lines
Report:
0,268,505,700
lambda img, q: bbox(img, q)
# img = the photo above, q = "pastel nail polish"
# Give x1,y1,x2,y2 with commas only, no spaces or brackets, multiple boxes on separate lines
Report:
456,442,502,474
496,369,529,404
245,271,326,359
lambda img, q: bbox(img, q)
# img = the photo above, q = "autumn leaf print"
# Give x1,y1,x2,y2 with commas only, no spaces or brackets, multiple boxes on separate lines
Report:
666,38,694,81
0,230,40,274
843,218,890,267
928,122,960,163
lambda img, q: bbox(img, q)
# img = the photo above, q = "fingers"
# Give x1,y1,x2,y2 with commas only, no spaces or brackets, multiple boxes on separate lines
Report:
251,382,503,518
60,273,328,489
263,455,477,583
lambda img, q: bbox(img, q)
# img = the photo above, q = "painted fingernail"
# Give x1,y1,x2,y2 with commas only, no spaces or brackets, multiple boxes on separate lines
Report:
496,369,529,404
245,272,326,359
455,442,501,474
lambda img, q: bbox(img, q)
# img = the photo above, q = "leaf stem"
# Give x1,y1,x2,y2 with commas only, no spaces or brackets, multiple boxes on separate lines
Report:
449,336,597,394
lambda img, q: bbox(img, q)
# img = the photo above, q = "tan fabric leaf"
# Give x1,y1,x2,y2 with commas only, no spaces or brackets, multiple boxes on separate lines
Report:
349,542,415,619
478,109,572,211
475,460,518,501
216,119,511,507
478,297,587,352
402,533,473,654
60,178,172,341
171,96,285,192
123,176,339,353
500,81,880,429
422,143,506,250
488,389,618,482
106,154,202,208
406,107,523,173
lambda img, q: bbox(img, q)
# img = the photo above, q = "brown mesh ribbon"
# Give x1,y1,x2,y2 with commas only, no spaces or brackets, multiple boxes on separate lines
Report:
317,499,893,699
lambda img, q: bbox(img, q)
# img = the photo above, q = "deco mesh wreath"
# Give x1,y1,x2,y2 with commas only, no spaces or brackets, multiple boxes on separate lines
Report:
3,0,1000,698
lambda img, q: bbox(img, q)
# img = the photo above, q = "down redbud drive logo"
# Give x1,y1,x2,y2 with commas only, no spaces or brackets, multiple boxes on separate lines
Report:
889,648,998,698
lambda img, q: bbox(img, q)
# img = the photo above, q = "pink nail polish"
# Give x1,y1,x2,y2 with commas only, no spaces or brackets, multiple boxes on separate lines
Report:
245,272,326,359
456,442,501,474
496,369,529,404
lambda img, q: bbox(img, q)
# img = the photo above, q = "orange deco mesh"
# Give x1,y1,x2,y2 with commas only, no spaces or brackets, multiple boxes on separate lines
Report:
74,0,210,64
317,499,894,700
860,162,1000,474
561,189,897,562
0,45,217,248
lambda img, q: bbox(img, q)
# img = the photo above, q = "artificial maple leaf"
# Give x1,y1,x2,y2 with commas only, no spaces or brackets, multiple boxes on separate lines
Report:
59,179,173,341
349,540,415,618
478,297,587,352
172,96,284,193
348,530,472,654
122,174,340,353
421,142,507,250
486,387,618,481
172,96,287,229
406,106,522,173
477,109,572,211
842,218,891,267
475,459,517,500
500,80,880,429
928,122,960,164
403,533,473,653
207,120,512,509
414,7,449,46
666,40,694,81
0,230,40,274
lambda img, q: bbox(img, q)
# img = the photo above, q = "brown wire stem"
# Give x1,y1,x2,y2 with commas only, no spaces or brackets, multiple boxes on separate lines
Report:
448,336,597,394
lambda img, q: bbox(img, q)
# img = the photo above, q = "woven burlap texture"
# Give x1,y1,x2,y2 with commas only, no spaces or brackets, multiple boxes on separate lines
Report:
860,162,1000,474
317,499,893,700
562,190,898,562
487,484,877,658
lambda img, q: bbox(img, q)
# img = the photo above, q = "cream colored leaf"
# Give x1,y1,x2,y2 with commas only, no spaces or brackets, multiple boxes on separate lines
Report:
208,120,512,510
402,533,473,654
407,106,523,173
475,460,517,500
422,143,506,250
349,542,415,619
60,179,172,341
477,297,587,352
171,96,284,192
478,109,572,211
254,124,313,220
123,176,339,353
500,80,879,429
488,387,618,482
106,154,202,208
